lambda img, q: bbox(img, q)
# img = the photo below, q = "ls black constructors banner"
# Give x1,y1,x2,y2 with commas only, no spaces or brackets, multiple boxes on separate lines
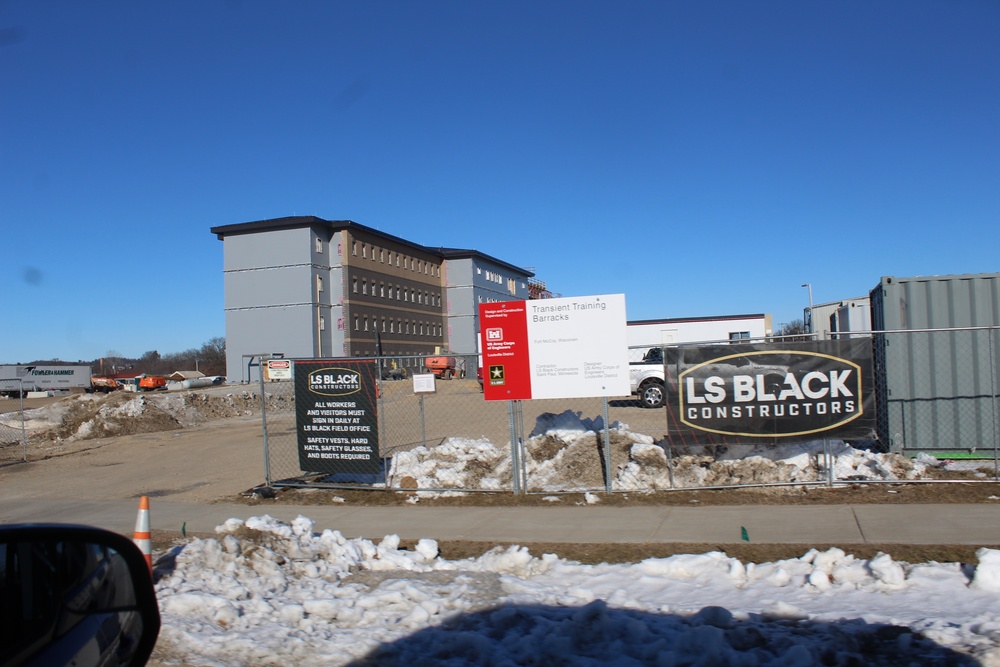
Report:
667,339,875,443
295,359,380,474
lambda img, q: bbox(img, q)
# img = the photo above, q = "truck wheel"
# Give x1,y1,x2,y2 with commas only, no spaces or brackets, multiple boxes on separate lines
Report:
638,380,665,409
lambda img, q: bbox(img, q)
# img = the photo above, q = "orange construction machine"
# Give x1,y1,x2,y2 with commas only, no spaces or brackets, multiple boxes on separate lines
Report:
89,377,121,393
423,355,457,380
138,375,167,391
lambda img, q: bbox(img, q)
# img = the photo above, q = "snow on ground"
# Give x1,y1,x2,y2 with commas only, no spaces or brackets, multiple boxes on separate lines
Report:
154,515,1000,666
389,409,935,492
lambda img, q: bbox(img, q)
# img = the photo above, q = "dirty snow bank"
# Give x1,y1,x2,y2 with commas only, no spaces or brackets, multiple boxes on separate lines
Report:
153,515,1000,666
389,410,930,491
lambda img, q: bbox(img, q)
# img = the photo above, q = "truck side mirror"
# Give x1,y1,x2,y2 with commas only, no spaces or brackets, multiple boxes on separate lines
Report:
0,524,161,667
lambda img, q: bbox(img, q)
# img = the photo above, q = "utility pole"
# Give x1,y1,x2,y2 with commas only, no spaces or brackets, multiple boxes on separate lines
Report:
801,283,814,334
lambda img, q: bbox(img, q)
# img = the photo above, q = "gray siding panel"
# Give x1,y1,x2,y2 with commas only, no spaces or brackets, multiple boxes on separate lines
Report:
225,266,314,308
871,274,1000,454
223,228,313,271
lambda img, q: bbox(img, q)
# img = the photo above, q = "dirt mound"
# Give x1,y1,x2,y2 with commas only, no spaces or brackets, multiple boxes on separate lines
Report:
43,392,183,441
25,388,291,443
145,390,292,426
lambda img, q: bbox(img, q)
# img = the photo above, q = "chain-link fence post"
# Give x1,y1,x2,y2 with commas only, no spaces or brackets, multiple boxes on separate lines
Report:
1,379,26,465
508,400,521,494
419,394,427,447
824,438,833,487
258,357,272,487
991,328,999,480
602,396,612,493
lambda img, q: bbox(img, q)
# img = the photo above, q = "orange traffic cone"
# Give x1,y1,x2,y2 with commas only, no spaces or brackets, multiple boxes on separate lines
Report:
134,495,152,572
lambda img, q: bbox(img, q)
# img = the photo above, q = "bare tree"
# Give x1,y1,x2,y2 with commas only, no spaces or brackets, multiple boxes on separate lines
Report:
775,319,810,341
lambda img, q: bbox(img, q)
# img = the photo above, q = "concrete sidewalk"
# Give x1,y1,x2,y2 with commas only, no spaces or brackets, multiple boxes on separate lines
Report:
3,497,1000,546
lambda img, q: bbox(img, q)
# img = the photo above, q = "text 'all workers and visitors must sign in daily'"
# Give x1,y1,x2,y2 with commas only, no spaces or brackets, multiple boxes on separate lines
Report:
479,294,630,401
294,359,380,475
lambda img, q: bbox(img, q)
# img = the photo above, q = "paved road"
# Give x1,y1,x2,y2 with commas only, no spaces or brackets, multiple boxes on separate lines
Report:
4,496,1000,546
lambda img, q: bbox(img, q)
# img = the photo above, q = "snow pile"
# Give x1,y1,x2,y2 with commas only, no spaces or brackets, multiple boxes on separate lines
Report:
52,393,182,441
1,400,74,437
389,410,929,492
9,390,293,444
153,515,1000,666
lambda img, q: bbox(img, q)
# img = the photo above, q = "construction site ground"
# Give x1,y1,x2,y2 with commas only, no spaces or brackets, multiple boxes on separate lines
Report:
2,388,999,566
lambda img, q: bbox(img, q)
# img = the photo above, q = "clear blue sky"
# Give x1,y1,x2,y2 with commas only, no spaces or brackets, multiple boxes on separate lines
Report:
2,1,997,364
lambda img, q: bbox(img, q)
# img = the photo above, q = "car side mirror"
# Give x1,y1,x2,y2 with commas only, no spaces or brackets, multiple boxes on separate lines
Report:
0,524,161,667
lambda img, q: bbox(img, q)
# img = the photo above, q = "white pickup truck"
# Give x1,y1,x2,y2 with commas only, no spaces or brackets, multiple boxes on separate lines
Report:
629,348,668,409
630,347,794,410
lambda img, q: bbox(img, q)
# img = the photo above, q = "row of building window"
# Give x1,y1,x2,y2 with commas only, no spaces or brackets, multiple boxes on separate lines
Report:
353,316,442,337
352,240,441,277
352,277,441,307
477,267,522,295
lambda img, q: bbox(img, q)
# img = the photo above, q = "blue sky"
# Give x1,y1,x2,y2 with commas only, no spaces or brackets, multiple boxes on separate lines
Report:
2,1,997,364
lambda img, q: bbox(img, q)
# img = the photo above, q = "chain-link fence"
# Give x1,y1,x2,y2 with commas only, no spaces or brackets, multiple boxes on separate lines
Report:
1,379,27,466
874,326,1000,459
258,330,1000,494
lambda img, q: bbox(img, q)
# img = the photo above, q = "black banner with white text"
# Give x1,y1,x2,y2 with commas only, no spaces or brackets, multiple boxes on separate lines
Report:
665,339,875,443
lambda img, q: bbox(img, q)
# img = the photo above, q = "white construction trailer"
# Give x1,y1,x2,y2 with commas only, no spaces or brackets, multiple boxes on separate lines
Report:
627,313,773,353
0,364,92,396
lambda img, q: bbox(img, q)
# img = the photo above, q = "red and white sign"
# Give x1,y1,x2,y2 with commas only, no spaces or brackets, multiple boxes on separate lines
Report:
266,359,292,380
479,294,630,401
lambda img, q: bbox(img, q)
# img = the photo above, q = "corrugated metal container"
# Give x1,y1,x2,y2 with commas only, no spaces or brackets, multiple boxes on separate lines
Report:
870,273,1000,454
834,298,871,337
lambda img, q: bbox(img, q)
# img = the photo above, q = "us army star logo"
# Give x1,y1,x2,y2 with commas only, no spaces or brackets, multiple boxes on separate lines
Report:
489,365,505,385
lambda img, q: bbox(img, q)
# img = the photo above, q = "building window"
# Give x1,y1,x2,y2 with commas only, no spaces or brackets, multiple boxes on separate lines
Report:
729,332,751,343
362,280,368,295
362,244,368,258
380,249,385,263
364,316,369,331
354,316,359,331
316,276,324,293
352,241,358,256
320,316,326,331
315,237,323,253
379,283,385,298
352,278,358,293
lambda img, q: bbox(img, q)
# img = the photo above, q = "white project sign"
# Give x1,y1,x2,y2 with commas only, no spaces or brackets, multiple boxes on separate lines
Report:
480,293,630,400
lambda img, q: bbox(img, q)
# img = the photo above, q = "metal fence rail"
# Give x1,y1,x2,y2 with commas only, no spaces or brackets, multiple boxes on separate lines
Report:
259,329,1000,494
0,379,27,466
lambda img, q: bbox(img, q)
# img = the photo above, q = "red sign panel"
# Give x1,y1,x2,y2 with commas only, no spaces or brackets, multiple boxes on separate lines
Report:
479,302,532,401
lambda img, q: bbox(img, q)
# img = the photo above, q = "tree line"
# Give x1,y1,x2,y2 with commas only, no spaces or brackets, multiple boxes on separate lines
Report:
95,337,226,377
